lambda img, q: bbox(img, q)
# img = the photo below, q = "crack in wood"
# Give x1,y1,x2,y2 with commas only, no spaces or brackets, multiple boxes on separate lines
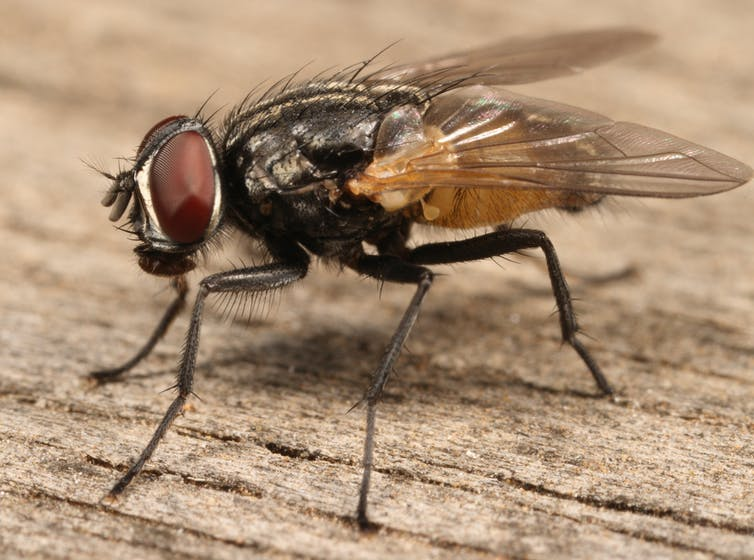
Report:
524,500,734,558
5,485,274,555
13,462,505,557
498,475,754,536
5,390,751,538
4,364,751,557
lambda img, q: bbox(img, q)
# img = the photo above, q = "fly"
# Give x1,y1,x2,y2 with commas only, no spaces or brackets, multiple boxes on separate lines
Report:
92,28,752,528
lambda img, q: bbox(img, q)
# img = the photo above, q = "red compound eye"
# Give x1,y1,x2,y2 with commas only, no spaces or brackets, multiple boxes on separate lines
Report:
149,130,216,244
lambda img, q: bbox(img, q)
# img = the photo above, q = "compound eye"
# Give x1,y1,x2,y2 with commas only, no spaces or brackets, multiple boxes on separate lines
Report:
149,130,216,244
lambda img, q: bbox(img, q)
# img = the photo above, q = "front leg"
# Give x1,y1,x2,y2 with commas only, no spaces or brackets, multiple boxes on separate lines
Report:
408,228,613,395
105,257,309,500
349,253,434,528
91,275,189,383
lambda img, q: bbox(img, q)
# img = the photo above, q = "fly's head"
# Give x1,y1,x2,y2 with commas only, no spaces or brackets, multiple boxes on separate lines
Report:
102,116,223,276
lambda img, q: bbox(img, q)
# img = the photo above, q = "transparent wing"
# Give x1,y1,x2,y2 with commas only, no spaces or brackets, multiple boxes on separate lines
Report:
366,28,657,89
349,86,752,202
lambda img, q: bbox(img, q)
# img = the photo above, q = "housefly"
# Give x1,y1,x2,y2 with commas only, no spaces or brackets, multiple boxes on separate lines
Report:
93,28,752,527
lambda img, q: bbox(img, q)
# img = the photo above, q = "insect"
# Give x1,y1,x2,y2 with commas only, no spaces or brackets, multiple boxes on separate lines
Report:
93,28,751,527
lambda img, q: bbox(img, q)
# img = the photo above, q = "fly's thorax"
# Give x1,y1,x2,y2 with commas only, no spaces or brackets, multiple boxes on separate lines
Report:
223,81,425,201
232,112,379,202
216,81,428,251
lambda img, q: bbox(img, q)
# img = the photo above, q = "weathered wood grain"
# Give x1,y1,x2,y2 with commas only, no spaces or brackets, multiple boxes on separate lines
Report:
1,1,753,558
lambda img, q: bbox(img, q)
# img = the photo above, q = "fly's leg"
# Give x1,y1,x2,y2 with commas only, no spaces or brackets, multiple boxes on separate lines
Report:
91,276,189,383
349,254,434,528
105,258,308,501
408,228,613,395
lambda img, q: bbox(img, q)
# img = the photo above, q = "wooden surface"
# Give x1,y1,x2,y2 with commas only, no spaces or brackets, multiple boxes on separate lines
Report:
1,1,753,558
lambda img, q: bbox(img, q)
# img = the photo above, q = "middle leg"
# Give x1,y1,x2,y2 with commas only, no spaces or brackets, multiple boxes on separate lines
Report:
349,253,434,528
